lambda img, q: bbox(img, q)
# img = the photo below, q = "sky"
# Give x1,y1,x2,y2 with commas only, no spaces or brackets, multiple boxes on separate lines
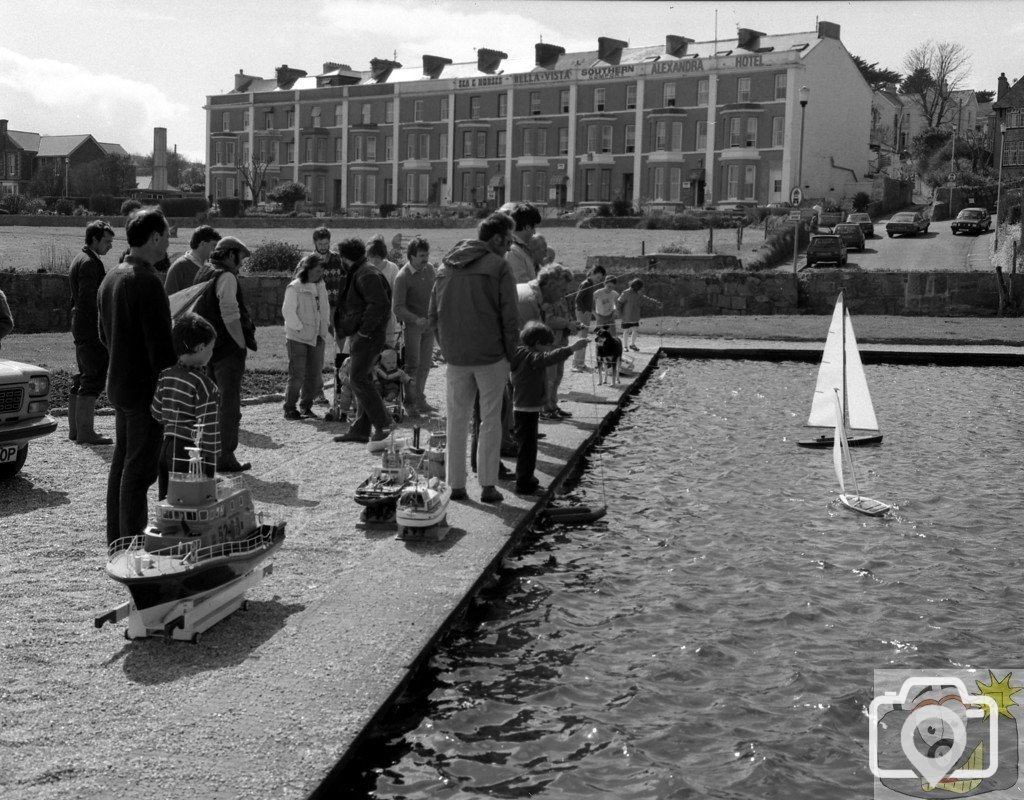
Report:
1,0,1021,163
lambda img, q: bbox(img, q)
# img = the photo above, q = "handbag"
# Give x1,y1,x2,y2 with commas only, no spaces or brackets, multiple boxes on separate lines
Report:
169,278,214,322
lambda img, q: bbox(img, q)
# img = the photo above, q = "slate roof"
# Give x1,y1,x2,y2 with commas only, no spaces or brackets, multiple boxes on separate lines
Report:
35,134,95,157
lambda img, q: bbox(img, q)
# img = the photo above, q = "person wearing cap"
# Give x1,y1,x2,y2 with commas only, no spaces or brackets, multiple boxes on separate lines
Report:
193,235,257,472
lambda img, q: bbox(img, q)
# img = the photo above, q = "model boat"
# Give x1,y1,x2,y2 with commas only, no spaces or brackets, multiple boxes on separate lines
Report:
396,475,451,539
355,434,414,508
99,447,285,641
832,390,891,516
798,291,882,448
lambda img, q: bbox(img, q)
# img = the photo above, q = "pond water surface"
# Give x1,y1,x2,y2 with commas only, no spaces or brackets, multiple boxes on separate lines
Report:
343,358,1022,799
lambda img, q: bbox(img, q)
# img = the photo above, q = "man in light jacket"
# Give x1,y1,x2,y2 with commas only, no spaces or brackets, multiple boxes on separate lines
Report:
429,212,519,504
282,253,332,420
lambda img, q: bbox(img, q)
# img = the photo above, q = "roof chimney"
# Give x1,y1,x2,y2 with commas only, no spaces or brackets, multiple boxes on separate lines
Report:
275,64,307,88
817,21,841,40
322,61,352,73
477,48,507,74
998,72,1010,101
152,127,168,191
422,54,453,79
0,120,7,140
234,70,258,91
597,36,628,64
370,58,401,82
665,36,694,57
535,42,566,70
737,28,765,51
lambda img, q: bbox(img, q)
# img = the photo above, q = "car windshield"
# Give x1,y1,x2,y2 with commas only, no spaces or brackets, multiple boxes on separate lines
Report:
848,214,869,221
958,210,984,219
835,225,858,233
811,236,840,243
892,213,915,221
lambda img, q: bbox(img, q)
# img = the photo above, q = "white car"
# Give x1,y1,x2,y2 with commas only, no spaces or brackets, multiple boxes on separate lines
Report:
0,360,57,478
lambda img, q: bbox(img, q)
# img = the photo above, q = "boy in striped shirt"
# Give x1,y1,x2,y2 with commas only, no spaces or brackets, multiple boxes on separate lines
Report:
151,312,221,499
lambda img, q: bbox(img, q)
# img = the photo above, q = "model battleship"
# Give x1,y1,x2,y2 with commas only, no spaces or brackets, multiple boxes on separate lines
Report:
96,447,285,642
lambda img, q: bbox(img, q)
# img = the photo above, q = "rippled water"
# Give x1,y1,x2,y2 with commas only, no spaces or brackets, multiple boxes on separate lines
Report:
349,359,1022,799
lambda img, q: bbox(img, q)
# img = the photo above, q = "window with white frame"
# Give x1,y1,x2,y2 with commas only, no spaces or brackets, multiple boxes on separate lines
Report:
286,143,295,163
287,109,295,127
406,134,416,160
367,137,377,161
497,130,506,158
696,120,707,150
587,124,599,153
366,176,376,204
335,104,343,126
498,94,507,118
476,131,486,157
663,83,676,107
311,106,321,126
385,101,394,123
1008,108,1024,128
335,138,344,162
600,169,610,201
414,100,423,122
625,124,635,153
560,89,569,113
419,173,428,203
670,167,681,200
440,97,449,118
461,172,473,202
222,112,230,132
271,141,279,164
304,138,313,162
226,177,236,197
385,135,393,160
470,96,481,119
737,77,751,103
316,138,325,162
531,92,541,115
225,141,235,164
698,79,709,106
655,120,666,151
352,137,363,161
744,165,756,198
521,171,533,202
729,117,742,147
316,175,325,203
462,130,474,157
420,133,430,160
353,173,365,203
537,128,547,156
653,166,665,200
774,74,786,100
726,164,740,198
243,110,250,129
438,132,447,159
595,87,606,111
265,110,274,130
215,141,222,164
772,117,785,147
745,118,757,147
601,125,612,153
671,121,683,151
558,127,568,155
406,173,417,203
626,84,637,110
362,104,372,125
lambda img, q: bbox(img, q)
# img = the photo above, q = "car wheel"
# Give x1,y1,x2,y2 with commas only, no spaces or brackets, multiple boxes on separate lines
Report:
0,445,28,479
887,232,894,238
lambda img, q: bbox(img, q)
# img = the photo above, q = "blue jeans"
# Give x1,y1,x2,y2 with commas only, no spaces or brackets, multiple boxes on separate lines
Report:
107,405,163,544
209,347,246,463
284,338,325,413
347,331,389,436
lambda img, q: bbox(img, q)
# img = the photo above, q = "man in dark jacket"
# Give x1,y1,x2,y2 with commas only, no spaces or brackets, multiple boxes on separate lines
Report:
429,212,519,503
68,220,116,445
332,238,392,444
97,207,176,544
193,236,256,472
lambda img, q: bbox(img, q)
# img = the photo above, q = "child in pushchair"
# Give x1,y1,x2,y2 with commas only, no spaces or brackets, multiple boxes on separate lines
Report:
324,355,355,422
374,345,411,423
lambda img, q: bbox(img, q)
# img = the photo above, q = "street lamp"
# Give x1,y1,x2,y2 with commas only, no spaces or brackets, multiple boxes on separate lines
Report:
64,156,69,198
995,123,1006,249
797,86,810,190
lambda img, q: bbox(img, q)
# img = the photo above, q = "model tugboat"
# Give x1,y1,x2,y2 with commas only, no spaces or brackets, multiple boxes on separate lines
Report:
396,473,452,541
95,447,285,642
355,434,415,523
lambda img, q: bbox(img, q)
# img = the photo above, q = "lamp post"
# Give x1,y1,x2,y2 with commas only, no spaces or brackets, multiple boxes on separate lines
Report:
64,156,69,198
995,123,1006,249
797,86,810,189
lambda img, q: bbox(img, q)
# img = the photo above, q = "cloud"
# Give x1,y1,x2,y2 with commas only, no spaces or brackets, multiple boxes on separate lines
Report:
0,46,192,155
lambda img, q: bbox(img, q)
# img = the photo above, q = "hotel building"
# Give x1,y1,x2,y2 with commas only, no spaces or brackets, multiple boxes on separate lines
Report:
205,20,871,214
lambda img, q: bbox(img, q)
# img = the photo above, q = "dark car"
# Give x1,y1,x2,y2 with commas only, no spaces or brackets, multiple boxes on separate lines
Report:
885,210,930,237
833,222,866,252
950,207,992,235
805,234,848,268
846,212,874,238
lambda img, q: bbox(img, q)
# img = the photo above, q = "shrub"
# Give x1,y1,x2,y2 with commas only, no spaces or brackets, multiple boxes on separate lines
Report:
596,204,612,217
218,197,244,218
1010,205,1022,225
658,243,692,254
611,197,634,217
639,211,711,230
852,191,871,212
931,202,949,221
54,198,74,216
0,194,27,214
120,199,142,216
379,203,398,218
158,196,210,217
268,181,308,211
89,194,119,215
24,198,47,214
245,240,302,274
746,223,812,271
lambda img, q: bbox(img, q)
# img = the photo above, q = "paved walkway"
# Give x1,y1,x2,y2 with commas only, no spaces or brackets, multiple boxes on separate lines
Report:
4,320,1021,799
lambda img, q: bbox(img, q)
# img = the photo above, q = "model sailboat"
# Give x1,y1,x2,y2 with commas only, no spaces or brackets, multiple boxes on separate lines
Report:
798,291,882,448
832,390,891,516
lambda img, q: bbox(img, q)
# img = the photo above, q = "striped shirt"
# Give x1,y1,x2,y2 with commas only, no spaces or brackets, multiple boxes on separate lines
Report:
150,363,221,462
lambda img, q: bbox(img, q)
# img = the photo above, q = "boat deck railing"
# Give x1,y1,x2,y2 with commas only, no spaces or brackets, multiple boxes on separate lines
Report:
107,527,279,572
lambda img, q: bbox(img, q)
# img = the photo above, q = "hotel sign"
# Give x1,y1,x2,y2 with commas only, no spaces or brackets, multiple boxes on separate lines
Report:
454,51,793,89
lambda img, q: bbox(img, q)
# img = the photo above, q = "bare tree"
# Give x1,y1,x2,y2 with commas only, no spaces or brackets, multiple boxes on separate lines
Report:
901,40,972,127
235,151,275,206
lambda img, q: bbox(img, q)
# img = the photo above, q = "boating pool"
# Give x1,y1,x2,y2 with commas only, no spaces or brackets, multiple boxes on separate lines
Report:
344,358,1022,799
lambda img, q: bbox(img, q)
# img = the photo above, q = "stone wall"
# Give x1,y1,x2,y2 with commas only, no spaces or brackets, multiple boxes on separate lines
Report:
3,266,1021,334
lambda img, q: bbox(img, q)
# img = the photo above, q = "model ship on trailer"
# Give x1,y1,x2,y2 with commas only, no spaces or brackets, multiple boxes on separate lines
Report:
95,447,285,642
354,433,415,523
798,291,883,448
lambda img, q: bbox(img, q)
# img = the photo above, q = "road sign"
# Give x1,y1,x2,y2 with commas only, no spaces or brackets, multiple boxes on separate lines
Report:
948,173,956,183
788,211,802,221
790,187,803,206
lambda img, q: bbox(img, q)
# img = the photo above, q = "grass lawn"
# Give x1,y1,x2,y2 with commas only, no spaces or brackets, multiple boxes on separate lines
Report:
0,223,765,274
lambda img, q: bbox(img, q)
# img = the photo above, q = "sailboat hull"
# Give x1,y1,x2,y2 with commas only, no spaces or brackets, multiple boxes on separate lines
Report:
798,432,883,448
839,494,891,516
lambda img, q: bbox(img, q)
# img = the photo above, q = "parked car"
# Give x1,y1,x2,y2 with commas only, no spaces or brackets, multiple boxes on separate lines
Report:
885,210,930,237
712,201,757,224
950,207,992,235
832,222,866,252
846,212,874,238
0,360,58,478
805,234,848,268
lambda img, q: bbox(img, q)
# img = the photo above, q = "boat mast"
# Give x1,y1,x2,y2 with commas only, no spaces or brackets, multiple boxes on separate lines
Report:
840,292,849,431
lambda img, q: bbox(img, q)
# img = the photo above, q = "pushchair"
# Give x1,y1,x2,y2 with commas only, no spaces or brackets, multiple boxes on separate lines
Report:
324,353,355,423
374,333,408,424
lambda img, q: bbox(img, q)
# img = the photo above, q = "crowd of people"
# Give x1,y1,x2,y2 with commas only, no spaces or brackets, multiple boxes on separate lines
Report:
47,200,650,544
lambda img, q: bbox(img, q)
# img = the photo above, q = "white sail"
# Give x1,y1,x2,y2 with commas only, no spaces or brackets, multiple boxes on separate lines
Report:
806,293,880,432
832,390,859,496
